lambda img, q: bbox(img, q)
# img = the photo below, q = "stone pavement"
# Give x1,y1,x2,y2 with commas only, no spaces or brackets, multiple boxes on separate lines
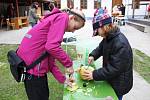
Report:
0,20,150,100
120,25,150,100
0,27,30,44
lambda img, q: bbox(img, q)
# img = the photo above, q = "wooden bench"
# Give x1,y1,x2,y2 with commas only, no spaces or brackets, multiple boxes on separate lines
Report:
20,17,29,27
10,17,29,29
6,18,15,30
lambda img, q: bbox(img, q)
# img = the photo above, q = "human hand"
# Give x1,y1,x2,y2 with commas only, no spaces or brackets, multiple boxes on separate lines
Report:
64,78,73,87
81,69,93,80
88,56,94,64
65,76,75,87
68,75,75,83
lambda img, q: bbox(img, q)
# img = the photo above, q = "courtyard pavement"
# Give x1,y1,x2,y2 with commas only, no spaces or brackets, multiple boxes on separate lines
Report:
0,20,150,100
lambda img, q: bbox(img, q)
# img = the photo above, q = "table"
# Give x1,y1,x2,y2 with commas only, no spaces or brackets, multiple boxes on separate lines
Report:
10,17,29,29
63,60,118,100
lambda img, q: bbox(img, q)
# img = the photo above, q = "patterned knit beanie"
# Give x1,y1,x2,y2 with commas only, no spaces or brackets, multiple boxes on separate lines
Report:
92,8,112,36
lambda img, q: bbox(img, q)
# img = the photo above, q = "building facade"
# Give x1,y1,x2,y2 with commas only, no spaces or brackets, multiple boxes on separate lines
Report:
60,0,101,18
59,0,150,19
123,0,150,18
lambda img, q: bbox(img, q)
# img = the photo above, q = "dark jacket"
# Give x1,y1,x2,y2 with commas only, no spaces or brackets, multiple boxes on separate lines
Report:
89,28,133,96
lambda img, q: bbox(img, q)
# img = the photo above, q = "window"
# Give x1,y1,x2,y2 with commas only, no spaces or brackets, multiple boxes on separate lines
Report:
94,0,101,9
67,0,74,9
80,0,87,9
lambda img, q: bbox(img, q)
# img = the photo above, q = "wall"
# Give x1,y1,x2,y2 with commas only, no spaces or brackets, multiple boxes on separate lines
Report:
82,0,95,18
0,3,31,17
60,0,96,18
112,0,122,8
101,0,112,15
0,3,8,18
123,0,150,18
18,6,30,17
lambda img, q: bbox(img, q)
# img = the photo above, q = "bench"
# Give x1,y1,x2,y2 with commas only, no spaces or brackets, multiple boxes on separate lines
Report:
126,21,150,33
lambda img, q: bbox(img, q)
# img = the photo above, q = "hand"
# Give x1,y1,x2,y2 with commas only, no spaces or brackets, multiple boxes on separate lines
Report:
64,78,73,87
69,75,75,83
65,76,75,87
88,56,94,64
66,66,74,75
81,69,93,80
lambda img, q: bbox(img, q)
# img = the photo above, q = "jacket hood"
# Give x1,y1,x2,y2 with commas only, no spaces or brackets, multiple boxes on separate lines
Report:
44,8,62,19
106,27,120,41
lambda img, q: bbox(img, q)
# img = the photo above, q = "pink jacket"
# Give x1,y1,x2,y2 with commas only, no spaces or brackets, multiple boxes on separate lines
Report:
17,8,73,83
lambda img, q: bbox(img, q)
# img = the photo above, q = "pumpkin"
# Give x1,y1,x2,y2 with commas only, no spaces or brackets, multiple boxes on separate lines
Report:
78,65,94,80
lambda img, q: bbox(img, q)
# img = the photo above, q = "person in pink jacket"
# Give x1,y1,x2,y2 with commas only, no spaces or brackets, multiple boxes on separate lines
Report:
17,8,85,100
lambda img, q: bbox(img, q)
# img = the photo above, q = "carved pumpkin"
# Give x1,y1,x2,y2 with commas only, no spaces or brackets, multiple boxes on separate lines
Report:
78,66,94,80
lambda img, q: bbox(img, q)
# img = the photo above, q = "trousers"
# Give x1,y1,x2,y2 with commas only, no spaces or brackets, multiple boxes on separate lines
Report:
24,73,49,100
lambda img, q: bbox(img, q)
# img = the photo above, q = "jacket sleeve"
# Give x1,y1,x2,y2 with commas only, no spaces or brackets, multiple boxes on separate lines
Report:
45,14,73,68
50,63,66,84
89,40,104,60
93,44,131,81
48,56,66,84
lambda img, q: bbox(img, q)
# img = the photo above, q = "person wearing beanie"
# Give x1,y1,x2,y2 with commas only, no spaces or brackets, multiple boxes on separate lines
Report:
82,8,133,100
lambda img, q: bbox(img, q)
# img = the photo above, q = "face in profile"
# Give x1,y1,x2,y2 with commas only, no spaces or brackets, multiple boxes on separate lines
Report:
97,27,105,37
66,15,85,32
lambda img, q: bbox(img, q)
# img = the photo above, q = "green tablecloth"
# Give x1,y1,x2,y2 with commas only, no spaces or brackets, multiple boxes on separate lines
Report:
63,60,118,100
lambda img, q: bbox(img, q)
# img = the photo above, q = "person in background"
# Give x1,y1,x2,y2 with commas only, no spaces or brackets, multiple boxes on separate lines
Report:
112,4,121,23
104,6,108,13
112,4,121,15
147,3,150,19
43,0,57,16
119,4,125,16
17,8,85,100
118,4,126,25
7,3,15,19
48,0,57,11
28,2,40,27
82,8,133,100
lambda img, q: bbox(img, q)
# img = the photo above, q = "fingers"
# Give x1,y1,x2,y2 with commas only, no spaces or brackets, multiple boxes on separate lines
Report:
65,78,73,87
69,78,75,83
69,75,75,83
67,82,73,87
81,70,93,80
83,69,91,74
81,75,91,80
